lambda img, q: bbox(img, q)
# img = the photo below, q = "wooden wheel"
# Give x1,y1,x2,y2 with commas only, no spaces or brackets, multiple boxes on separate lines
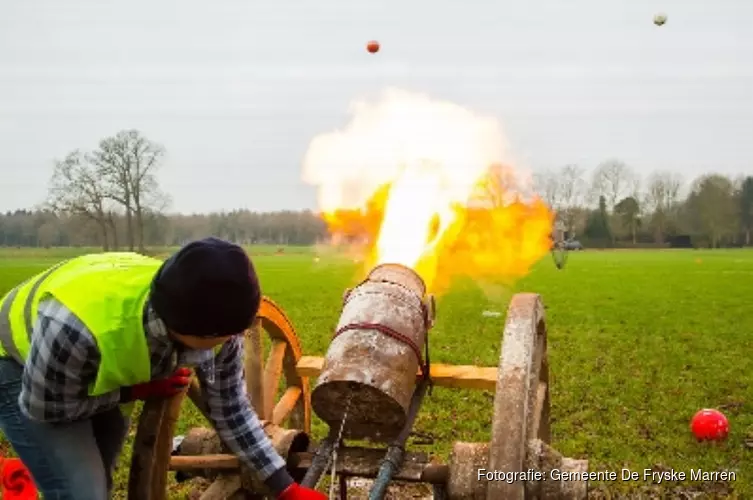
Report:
128,297,311,500
486,293,551,500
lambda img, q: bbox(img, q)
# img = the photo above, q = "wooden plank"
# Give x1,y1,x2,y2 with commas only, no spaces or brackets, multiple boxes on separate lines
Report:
170,448,449,484
296,355,497,391
272,386,302,426
171,454,238,470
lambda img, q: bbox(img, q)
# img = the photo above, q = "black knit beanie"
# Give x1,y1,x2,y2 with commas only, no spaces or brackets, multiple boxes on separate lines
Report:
150,237,261,337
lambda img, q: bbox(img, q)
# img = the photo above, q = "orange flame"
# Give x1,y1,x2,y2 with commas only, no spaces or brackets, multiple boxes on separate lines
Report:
303,88,554,294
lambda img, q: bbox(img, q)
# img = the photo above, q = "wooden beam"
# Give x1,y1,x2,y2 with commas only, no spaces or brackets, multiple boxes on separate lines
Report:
171,454,239,470
295,356,497,391
170,448,449,484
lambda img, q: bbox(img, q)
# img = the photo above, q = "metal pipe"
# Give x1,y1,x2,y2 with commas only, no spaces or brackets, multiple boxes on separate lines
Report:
339,474,348,500
432,484,448,500
368,448,403,500
300,436,335,488
367,377,430,500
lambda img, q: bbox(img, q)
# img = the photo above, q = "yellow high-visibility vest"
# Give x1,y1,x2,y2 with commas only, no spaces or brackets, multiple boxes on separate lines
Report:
0,252,161,398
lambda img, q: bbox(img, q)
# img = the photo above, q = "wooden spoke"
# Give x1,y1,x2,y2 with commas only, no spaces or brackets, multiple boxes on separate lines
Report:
272,386,302,425
128,296,311,500
262,340,287,421
129,388,189,499
128,399,164,498
245,318,265,416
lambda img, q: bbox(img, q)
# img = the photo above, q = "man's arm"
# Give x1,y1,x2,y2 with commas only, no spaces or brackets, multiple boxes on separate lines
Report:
19,298,122,422
196,335,294,495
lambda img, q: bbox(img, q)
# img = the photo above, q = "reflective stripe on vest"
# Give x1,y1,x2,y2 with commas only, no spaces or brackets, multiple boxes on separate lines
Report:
0,260,68,363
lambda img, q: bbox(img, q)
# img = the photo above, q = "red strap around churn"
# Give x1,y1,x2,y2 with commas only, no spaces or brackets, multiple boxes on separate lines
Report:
332,322,432,384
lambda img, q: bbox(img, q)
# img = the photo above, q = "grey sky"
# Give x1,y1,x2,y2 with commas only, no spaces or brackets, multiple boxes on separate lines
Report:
1,0,752,214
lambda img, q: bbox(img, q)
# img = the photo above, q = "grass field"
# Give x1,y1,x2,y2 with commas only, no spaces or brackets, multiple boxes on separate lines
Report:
1,246,751,498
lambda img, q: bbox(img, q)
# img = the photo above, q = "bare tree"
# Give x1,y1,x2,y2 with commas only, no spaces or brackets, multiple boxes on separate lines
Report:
46,151,113,250
90,129,167,251
591,159,635,211
533,168,561,209
644,172,682,212
558,164,588,234
474,163,520,208
629,173,644,226
629,173,642,200
643,171,683,243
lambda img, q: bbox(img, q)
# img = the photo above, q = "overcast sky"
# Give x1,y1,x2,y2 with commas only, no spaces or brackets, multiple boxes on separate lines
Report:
1,0,752,214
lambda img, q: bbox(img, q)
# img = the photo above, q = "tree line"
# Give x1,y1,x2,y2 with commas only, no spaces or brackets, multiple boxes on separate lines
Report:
535,161,753,248
0,130,751,250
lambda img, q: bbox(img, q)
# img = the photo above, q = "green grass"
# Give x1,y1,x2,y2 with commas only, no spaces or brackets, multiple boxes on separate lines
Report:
1,246,751,498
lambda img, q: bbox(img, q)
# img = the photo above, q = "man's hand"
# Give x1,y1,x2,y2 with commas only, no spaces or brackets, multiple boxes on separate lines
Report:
277,483,327,500
122,367,192,401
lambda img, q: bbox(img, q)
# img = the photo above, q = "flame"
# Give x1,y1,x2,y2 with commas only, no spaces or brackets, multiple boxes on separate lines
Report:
302,88,554,294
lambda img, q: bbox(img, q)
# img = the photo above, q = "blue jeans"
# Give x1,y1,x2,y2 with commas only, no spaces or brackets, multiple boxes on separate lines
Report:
0,358,129,500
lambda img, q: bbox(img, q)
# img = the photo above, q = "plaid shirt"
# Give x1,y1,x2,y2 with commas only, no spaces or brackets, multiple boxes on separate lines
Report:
19,296,287,481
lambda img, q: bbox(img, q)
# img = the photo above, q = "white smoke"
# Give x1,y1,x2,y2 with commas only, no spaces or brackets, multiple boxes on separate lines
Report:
301,87,531,212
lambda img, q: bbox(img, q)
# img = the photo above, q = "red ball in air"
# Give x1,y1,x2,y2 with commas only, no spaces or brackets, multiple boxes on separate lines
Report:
690,409,729,441
366,40,380,53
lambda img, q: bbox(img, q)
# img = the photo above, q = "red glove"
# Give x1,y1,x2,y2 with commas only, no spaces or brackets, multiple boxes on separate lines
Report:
1,458,38,500
125,367,192,401
277,483,327,500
